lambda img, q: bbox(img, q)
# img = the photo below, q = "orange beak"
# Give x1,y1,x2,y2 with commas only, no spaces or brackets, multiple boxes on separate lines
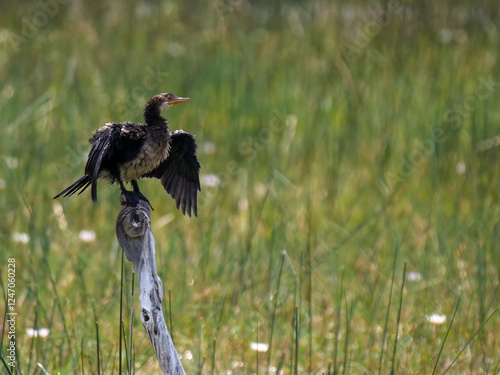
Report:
167,96,190,105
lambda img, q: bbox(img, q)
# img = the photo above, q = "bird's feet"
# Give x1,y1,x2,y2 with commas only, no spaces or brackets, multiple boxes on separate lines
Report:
136,191,154,211
130,180,154,210
121,190,140,206
121,190,154,210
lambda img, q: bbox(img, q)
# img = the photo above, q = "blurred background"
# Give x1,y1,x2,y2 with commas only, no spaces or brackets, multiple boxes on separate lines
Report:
1,0,500,373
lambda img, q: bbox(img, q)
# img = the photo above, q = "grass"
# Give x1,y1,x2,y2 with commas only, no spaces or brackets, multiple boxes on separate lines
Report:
1,0,500,373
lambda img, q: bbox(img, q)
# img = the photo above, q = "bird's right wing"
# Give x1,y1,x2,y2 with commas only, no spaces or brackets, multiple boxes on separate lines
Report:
144,130,201,217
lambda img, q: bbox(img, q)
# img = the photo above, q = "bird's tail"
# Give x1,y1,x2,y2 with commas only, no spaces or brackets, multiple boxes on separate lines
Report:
53,175,92,200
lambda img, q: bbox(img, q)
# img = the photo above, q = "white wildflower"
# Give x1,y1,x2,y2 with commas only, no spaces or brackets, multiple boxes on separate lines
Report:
27,328,50,338
13,232,29,244
250,342,269,352
79,230,96,243
407,272,422,282
426,313,446,325
202,142,216,154
182,350,193,360
456,161,466,175
200,174,221,187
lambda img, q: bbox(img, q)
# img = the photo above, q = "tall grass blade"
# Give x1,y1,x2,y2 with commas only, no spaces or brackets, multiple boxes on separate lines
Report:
0,354,14,375
197,322,204,375
239,184,271,288
493,356,500,375
95,321,101,375
256,323,260,375
416,353,439,375
390,262,407,375
378,243,400,375
27,302,39,375
198,357,206,375
63,349,82,374
442,308,499,374
276,352,285,374
81,337,85,375
0,297,7,354
295,251,303,375
341,291,349,375
282,250,300,375
432,292,462,375
44,257,73,355
169,289,174,344
306,194,313,374
122,321,129,374
268,251,285,370
293,306,300,375
211,338,216,375
333,268,344,375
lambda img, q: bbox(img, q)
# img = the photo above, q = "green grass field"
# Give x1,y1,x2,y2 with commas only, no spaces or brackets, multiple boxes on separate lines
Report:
1,1,499,373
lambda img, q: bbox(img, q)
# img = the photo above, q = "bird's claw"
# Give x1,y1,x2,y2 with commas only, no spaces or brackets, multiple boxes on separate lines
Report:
121,191,153,210
122,191,140,206
137,191,154,211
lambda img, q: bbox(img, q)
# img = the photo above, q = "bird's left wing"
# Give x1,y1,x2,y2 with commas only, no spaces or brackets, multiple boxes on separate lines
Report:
85,124,117,202
144,130,201,217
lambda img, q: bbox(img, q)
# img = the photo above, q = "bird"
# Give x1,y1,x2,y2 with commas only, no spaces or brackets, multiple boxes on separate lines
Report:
54,92,201,217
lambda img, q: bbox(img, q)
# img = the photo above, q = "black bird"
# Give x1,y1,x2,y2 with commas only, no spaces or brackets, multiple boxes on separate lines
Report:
54,93,201,217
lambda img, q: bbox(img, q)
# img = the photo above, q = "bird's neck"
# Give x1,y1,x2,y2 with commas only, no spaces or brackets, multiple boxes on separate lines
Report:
144,107,169,129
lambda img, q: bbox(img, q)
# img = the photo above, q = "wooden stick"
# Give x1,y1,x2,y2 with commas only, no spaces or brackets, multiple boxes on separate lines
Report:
116,195,186,375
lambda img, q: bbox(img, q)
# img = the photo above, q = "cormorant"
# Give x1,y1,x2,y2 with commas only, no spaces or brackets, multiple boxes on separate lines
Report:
54,93,201,217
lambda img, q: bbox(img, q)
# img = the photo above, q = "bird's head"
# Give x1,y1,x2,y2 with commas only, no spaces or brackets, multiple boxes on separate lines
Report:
157,92,190,111
144,92,190,120
144,92,190,124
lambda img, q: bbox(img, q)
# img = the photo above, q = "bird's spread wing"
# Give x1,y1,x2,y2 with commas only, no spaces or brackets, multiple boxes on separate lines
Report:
86,125,116,202
144,130,201,217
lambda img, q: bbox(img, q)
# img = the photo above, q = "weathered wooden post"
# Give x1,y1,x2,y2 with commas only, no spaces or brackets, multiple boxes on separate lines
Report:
116,195,186,375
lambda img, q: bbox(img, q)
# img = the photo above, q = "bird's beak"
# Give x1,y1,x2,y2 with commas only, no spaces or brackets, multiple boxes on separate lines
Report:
168,96,190,105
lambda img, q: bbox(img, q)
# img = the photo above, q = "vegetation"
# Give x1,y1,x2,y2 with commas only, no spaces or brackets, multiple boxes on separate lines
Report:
1,0,499,373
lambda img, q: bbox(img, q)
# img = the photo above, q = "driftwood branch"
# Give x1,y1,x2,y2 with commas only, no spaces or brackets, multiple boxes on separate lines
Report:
116,195,185,375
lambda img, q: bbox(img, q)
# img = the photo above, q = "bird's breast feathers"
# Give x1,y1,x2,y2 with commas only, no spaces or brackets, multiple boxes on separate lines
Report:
91,122,170,182
119,133,171,182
